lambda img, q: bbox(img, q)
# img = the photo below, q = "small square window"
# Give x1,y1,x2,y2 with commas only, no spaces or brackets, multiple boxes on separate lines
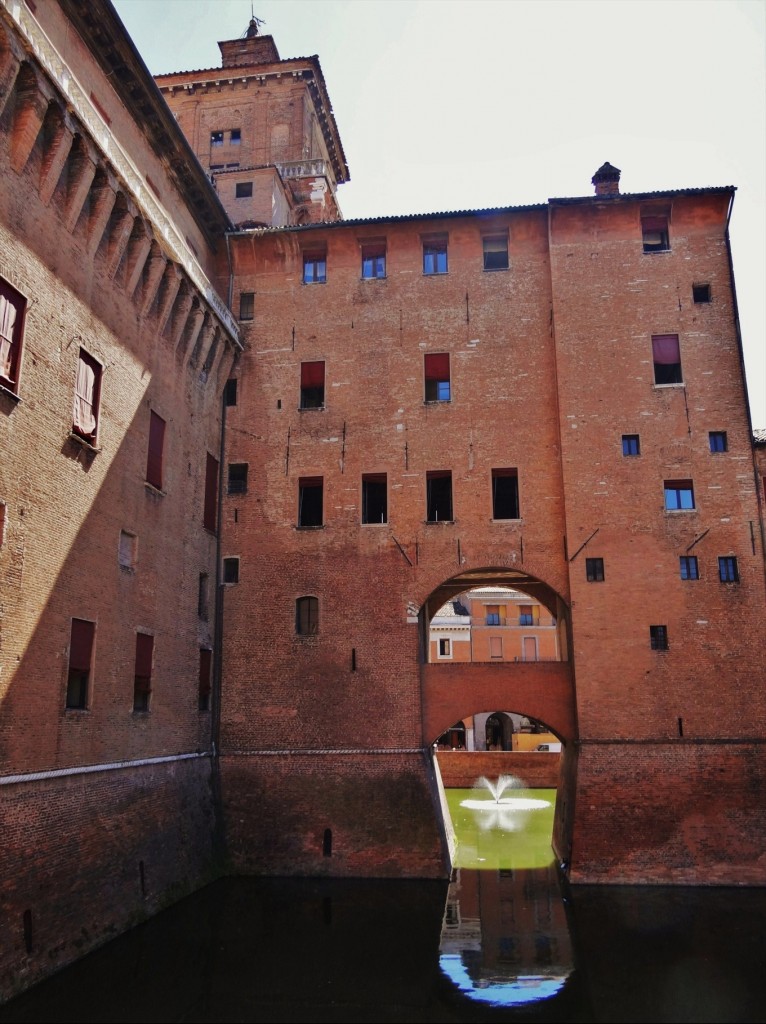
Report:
227,463,248,494
72,348,102,445
119,530,137,569
642,215,670,253
438,637,451,658
361,243,386,279
652,334,682,385
482,235,509,271
692,283,711,303
239,292,254,321
230,129,241,144
296,595,318,635
198,648,212,712
223,556,240,584
491,468,519,519
362,473,387,524
146,410,166,490
709,431,728,453
650,625,668,651
423,240,448,275
718,556,739,583
224,379,238,407
303,252,327,284
586,557,605,582
133,633,153,712
235,181,253,198
679,555,699,580
424,353,450,402
0,276,26,394
622,434,640,457
426,470,453,522
298,477,323,527
664,479,695,511
300,361,325,409
66,618,95,710
210,131,224,147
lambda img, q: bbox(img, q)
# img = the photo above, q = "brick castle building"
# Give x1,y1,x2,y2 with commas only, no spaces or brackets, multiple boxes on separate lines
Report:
1,0,765,1003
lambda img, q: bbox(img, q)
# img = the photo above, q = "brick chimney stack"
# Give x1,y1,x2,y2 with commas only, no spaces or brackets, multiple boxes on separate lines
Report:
592,161,621,196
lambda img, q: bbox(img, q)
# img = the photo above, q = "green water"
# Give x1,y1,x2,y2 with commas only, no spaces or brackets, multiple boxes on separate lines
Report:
446,786,557,871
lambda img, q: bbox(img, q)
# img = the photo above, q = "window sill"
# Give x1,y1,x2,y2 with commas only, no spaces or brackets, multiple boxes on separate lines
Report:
361,276,387,282
653,383,685,390
643,249,671,255
119,564,136,574
424,400,451,406
664,508,697,515
425,519,455,525
490,518,522,524
68,431,101,453
422,272,448,277
299,406,325,412
483,266,509,273
132,709,151,716
64,707,89,714
361,521,388,528
296,524,325,531
0,381,20,403
302,281,327,286
144,482,165,497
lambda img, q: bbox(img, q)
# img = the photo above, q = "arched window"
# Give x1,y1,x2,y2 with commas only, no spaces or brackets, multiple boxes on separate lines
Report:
296,596,319,635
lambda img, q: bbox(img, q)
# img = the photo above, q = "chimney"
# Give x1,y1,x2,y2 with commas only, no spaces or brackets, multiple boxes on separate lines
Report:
591,162,621,196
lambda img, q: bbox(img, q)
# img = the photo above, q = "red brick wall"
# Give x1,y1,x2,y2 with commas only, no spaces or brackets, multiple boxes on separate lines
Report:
435,750,561,789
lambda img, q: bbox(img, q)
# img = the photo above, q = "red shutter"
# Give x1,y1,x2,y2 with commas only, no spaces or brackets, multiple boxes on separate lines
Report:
300,361,325,387
146,411,165,489
424,353,450,380
135,633,154,679
70,619,95,671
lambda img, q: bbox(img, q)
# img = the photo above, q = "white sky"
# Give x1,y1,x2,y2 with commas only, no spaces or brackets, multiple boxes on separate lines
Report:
112,0,766,427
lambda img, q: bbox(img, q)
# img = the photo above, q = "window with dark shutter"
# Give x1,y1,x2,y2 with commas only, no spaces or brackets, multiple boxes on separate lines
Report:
146,411,165,489
204,453,219,532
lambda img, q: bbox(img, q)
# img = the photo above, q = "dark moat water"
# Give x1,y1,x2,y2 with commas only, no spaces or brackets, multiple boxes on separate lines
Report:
2,788,765,1023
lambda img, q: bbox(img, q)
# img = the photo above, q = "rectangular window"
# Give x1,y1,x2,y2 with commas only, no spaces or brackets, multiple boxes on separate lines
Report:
198,572,209,620
227,463,248,494
709,431,728,453
664,479,695,511
133,632,153,712
300,360,325,409
298,476,323,527
482,235,509,271
199,648,212,712
361,243,386,279
492,468,520,519
438,637,451,658
235,181,252,198
622,434,640,457
586,557,605,582
489,636,503,659
426,470,453,522
424,353,450,402
239,292,254,321
119,530,137,569
224,378,238,407
210,131,224,147
203,453,219,532
423,240,448,275
718,556,739,583
485,605,502,626
0,502,5,548
72,348,102,444
296,595,319,635
652,334,682,385
66,618,95,709
362,473,387,524
146,410,166,490
0,277,25,392
223,556,240,584
230,129,241,144
519,605,539,626
680,555,699,580
693,283,711,303
642,214,670,253
303,251,327,284
650,625,669,651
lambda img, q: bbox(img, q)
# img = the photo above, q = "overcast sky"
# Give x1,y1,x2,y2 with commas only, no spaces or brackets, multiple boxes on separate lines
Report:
112,0,766,427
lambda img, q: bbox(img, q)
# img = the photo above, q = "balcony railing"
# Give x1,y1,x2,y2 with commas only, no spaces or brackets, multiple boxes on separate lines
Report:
276,159,329,180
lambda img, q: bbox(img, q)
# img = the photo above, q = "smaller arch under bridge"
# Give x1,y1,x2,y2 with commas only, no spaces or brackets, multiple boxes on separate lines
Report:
420,566,576,745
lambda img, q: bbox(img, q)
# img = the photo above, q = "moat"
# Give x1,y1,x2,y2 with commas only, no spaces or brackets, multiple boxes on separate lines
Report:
2,786,764,1023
